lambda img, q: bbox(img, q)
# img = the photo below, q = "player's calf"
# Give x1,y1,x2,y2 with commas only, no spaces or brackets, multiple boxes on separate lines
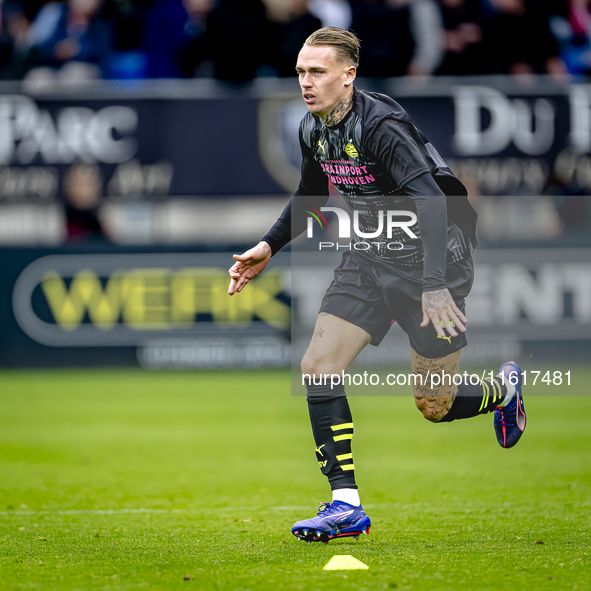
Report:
306,381,357,490
413,386,456,422
411,349,461,422
410,349,513,424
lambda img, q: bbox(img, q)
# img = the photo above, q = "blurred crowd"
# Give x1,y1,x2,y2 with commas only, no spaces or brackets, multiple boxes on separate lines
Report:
0,0,590,83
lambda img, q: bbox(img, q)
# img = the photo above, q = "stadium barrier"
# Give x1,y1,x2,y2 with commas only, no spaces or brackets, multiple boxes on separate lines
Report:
0,246,290,369
1,243,590,368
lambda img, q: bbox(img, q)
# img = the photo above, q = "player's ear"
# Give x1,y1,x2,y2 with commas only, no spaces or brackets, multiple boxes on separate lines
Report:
344,66,356,86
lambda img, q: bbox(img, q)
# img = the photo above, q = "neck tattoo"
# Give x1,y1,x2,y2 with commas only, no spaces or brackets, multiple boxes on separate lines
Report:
323,90,353,127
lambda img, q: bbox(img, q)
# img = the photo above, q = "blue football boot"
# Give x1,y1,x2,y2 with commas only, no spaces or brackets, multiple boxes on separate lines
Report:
494,361,526,449
291,501,371,544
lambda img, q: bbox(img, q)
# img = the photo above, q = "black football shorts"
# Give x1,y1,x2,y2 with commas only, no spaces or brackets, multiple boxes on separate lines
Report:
319,250,474,359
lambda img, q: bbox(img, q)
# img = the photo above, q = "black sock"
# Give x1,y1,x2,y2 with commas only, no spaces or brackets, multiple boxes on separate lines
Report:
306,381,357,490
438,377,507,423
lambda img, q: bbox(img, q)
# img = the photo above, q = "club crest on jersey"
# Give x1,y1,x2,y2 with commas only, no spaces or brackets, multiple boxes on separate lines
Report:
345,142,358,158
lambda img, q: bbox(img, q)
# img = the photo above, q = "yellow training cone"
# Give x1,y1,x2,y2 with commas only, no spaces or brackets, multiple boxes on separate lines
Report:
323,555,369,570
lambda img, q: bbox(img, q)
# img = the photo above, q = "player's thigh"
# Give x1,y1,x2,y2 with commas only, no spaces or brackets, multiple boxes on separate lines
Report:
382,257,473,359
411,347,462,422
320,250,392,347
301,312,372,377
392,292,468,360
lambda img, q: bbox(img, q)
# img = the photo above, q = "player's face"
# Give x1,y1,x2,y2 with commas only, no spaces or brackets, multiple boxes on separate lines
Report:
296,45,356,119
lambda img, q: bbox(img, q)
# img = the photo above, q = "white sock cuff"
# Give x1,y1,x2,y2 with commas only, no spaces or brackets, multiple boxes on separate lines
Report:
332,488,361,507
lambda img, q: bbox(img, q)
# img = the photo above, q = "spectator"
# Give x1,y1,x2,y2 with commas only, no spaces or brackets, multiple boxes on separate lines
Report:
436,0,486,75
351,0,444,77
481,0,566,77
105,0,150,52
308,0,352,29
23,0,112,79
141,0,190,78
62,162,105,242
0,1,67,79
548,0,591,75
20,0,47,19
183,0,275,82
275,0,322,76
0,1,28,79
182,0,213,37
97,0,154,78
179,0,215,76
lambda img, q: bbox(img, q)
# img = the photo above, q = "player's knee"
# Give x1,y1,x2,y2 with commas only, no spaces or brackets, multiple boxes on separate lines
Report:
412,385,450,423
300,356,315,378
301,351,342,378
414,400,442,423
301,355,328,380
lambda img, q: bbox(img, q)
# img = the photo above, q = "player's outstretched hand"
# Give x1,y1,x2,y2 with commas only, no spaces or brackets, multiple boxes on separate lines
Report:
420,288,467,338
228,241,272,295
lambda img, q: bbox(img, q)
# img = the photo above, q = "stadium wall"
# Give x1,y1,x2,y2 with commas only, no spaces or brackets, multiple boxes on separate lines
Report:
1,244,590,368
0,76,589,200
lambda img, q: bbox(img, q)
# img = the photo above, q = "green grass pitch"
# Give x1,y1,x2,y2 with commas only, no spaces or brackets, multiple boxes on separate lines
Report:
0,368,590,591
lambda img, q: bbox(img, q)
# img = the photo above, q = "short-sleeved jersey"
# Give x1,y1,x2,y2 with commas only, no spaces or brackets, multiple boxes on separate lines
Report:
295,88,477,266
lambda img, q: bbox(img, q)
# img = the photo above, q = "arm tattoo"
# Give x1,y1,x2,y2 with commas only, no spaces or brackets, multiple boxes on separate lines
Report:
323,91,354,127
424,289,451,310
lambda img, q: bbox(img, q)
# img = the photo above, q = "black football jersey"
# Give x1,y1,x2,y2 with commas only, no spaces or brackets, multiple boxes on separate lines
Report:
295,88,476,265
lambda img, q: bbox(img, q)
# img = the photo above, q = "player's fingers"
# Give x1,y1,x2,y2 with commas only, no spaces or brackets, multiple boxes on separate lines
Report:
228,261,244,274
451,301,468,324
442,316,458,337
448,309,466,333
235,276,250,293
229,272,251,295
430,312,447,338
233,252,253,262
420,308,430,327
